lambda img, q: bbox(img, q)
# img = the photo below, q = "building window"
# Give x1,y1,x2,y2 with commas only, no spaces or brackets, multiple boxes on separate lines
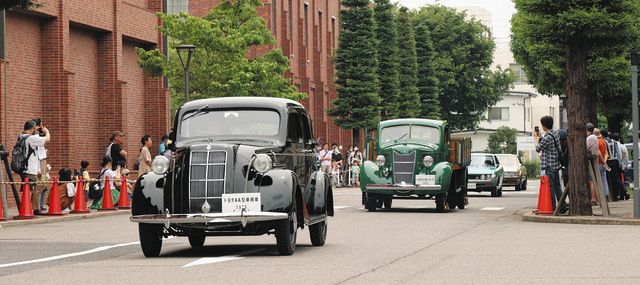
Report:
272,0,277,36
318,10,322,51
331,16,336,49
303,3,309,47
509,63,528,84
288,0,293,40
167,0,189,14
488,107,510,121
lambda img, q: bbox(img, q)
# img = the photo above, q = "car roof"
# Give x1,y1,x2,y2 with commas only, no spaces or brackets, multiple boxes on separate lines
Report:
471,153,495,156
495,154,517,157
181,97,303,113
379,118,445,128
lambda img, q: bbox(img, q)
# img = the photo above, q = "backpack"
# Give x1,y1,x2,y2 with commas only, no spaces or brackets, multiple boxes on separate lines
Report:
10,135,34,174
88,169,107,200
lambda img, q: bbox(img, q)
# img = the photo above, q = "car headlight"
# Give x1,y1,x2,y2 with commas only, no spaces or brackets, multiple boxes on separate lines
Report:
253,154,272,173
423,156,434,167
375,155,386,167
152,156,170,175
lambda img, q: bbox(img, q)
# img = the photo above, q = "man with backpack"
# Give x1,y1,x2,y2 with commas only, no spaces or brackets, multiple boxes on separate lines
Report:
535,115,563,210
12,120,50,215
602,130,624,201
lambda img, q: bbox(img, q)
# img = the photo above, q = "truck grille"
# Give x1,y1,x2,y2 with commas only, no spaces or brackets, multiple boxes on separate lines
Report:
189,150,227,213
393,151,416,184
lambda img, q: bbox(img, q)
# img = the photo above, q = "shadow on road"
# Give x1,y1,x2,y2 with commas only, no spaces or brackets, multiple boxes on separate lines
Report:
159,243,315,258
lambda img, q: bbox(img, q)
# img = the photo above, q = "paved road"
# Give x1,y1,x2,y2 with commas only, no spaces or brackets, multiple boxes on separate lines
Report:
1,180,640,284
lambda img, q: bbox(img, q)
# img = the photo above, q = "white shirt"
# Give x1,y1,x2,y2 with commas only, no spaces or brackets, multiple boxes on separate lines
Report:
24,134,46,175
66,183,76,197
318,150,332,166
99,168,117,190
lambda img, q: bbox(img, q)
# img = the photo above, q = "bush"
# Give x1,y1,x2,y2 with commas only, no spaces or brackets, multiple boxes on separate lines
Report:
523,159,540,178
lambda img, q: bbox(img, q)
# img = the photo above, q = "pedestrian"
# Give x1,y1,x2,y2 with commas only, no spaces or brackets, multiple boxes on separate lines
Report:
535,116,563,209
138,135,153,175
602,129,624,201
594,128,612,200
90,155,121,209
351,155,361,187
18,120,50,215
79,160,91,201
611,133,630,200
159,134,172,157
109,131,128,171
318,143,332,175
32,118,50,213
350,146,363,165
49,168,76,213
331,144,343,187
586,124,604,205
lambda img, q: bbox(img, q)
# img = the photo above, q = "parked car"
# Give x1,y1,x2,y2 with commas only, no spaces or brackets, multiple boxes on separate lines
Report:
359,118,471,212
467,153,504,197
131,97,334,257
495,154,527,191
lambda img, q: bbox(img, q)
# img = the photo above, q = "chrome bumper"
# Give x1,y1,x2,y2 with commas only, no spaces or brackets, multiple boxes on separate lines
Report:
130,211,288,227
366,184,441,191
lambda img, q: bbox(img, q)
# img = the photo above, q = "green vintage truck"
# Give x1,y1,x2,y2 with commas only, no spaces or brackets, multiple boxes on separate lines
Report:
360,119,471,212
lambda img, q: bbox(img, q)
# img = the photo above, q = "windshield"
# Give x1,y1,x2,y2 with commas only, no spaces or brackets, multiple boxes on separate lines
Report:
495,155,519,166
178,109,281,141
380,125,440,144
470,155,496,167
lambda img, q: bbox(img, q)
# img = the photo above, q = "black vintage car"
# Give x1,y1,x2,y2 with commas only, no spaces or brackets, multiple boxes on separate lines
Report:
131,97,334,257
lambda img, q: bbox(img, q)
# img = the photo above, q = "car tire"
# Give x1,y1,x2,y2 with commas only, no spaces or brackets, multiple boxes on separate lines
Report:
188,229,206,248
366,197,377,212
276,202,297,256
515,182,521,191
490,187,498,197
435,195,446,213
457,190,466,209
522,179,527,191
139,223,163,257
309,220,327,246
383,198,392,209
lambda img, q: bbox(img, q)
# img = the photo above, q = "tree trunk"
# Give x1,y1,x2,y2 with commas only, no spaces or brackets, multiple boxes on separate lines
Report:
565,44,593,216
607,114,623,135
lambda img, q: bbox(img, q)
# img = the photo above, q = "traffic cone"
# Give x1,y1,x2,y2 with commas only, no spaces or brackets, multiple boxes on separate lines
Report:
117,178,130,209
46,178,64,215
0,195,5,221
71,177,89,214
14,178,34,219
535,175,553,215
99,176,116,211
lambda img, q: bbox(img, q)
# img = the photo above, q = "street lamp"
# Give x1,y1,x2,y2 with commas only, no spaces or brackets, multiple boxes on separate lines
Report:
631,50,640,218
176,44,196,103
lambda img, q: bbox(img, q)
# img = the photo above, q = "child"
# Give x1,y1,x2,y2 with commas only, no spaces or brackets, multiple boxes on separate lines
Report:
351,159,361,187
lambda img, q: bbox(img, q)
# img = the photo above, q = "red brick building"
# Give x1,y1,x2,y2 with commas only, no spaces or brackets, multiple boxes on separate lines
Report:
189,0,356,148
0,1,169,207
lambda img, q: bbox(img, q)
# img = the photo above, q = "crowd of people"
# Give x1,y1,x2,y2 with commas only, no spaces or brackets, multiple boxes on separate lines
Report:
535,115,630,213
317,143,363,188
10,118,172,215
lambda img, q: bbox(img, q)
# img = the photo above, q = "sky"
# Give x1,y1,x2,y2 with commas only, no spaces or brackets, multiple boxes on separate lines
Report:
396,0,516,48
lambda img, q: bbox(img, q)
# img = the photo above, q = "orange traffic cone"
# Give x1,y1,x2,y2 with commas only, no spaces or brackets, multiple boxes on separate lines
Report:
117,178,130,209
536,175,553,215
14,178,34,219
99,176,116,211
0,195,5,221
47,178,65,215
71,177,89,214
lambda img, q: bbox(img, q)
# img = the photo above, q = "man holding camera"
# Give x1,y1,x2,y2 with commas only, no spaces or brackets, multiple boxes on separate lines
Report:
21,120,50,215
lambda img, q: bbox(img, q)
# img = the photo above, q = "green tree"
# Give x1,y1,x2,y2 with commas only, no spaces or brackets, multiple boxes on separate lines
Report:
395,7,421,118
329,0,380,130
0,0,39,9
512,0,640,215
414,23,440,120
373,0,400,120
415,6,512,130
486,126,518,154
136,0,305,112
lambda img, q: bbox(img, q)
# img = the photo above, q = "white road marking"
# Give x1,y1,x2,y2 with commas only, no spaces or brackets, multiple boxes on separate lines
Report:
182,249,264,268
480,207,505,211
334,206,350,210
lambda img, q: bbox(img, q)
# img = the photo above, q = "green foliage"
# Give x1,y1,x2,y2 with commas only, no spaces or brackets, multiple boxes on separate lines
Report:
0,0,40,9
486,126,518,154
395,7,421,118
136,0,305,111
414,6,513,130
414,23,440,120
523,159,540,178
329,0,380,129
374,0,400,120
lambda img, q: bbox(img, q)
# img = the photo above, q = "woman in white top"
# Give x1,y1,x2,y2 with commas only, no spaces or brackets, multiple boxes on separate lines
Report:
91,156,121,209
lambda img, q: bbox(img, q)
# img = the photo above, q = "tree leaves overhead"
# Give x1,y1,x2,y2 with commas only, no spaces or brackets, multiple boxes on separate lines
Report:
0,0,40,9
414,6,513,130
329,0,380,130
396,7,421,118
135,0,305,112
374,0,400,120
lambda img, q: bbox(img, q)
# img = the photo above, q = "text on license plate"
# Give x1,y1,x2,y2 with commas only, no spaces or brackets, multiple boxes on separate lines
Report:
467,183,476,189
415,174,436,186
222,193,261,213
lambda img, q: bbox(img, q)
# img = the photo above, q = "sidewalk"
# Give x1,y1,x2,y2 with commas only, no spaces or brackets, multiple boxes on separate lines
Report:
522,199,640,225
0,207,130,228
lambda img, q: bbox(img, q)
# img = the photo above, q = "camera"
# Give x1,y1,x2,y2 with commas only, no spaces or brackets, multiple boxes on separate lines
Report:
32,118,45,137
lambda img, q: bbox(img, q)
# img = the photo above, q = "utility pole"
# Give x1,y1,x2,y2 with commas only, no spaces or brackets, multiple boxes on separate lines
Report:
631,51,639,218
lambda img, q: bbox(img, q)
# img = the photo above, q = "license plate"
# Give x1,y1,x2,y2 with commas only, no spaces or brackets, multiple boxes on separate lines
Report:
467,183,476,189
222,193,261,213
415,174,436,186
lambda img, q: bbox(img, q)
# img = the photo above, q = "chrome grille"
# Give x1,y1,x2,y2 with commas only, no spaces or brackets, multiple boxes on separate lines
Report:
393,151,416,184
189,150,227,213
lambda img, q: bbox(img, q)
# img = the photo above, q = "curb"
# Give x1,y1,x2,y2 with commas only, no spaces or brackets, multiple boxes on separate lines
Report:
0,210,130,228
522,211,640,226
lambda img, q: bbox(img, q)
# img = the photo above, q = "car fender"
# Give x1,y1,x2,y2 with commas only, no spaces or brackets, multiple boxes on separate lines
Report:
303,171,332,221
425,161,452,192
132,172,165,216
255,169,296,214
360,160,392,192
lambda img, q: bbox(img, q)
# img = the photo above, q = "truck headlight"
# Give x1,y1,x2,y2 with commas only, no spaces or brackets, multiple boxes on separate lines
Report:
253,154,272,173
152,156,170,175
491,173,496,179
375,155,386,167
481,175,487,180
422,156,434,167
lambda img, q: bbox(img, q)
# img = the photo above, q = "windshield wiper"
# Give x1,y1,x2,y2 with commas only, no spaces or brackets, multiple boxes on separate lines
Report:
182,105,209,121
394,133,409,142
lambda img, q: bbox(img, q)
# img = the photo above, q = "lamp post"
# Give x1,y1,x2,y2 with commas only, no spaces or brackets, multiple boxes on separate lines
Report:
631,50,640,218
176,44,196,103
